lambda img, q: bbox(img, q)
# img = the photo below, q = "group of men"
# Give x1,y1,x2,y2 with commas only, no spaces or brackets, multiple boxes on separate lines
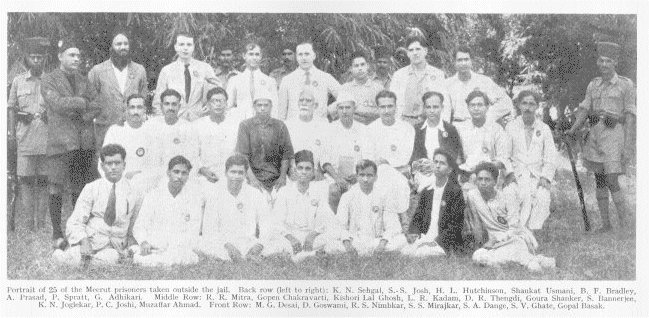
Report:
8,29,634,268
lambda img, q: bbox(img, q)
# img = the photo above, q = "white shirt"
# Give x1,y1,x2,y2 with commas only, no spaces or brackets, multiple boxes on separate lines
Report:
194,115,239,179
285,117,330,168
505,117,557,181
445,71,514,122
147,116,200,176
226,68,279,120
456,120,512,172
422,120,442,159
323,120,371,177
336,184,403,242
112,64,129,95
367,119,415,167
202,182,269,241
421,179,447,241
133,181,206,250
278,66,340,120
67,177,134,250
101,121,153,178
272,180,336,237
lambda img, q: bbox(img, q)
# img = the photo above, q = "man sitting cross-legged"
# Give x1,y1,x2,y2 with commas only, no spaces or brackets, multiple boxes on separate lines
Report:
131,156,206,266
271,150,344,262
52,144,136,265
336,159,407,257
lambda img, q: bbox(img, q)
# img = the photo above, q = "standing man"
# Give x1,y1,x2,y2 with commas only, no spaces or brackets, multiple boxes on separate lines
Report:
8,37,50,230
52,144,136,265
87,31,148,151
278,42,340,120
444,46,514,125
236,92,294,193
333,51,384,125
567,42,635,231
372,46,394,89
195,87,239,184
42,39,101,249
153,32,218,121
226,42,279,121
389,35,447,126
506,90,558,232
269,43,297,88
214,45,240,89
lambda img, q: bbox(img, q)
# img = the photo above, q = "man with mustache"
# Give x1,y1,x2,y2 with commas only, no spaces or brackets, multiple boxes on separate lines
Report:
8,37,50,230
153,32,219,121
87,31,148,152
332,51,384,125
42,38,101,250
214,45,240,89
371,46,394,90
269,43,297,88
505,90,558,232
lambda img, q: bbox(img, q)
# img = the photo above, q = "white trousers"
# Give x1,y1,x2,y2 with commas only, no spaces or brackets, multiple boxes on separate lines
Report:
343,235,408,256
401,235,446,257
130,245,199,267
195,236,261,261
52,246,120,265
517,172,551,230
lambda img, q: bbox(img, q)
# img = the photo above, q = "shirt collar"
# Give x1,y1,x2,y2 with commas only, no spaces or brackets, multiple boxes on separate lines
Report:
407,63,432,75
25,70,38,80
421,120,446,132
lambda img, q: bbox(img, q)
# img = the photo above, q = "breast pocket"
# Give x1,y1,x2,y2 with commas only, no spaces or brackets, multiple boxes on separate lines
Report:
16,88,34,109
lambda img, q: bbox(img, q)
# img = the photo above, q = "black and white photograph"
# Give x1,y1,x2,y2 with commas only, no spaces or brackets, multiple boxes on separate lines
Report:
2,0,646,316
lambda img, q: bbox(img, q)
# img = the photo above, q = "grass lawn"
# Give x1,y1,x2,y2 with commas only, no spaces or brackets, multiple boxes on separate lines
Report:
6,166,635,280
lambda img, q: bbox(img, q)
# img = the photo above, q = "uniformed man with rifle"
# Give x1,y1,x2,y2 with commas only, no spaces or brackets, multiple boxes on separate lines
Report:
8,37,51,231
567,41,636,232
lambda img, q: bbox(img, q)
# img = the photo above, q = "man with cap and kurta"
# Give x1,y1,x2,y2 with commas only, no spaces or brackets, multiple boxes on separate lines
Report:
87,30,148,153
8,36,50,231
41,38,101,249
567,41,636,232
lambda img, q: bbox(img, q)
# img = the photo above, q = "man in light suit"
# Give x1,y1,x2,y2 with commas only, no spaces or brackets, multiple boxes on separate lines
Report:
152,32,219,121
88,30,149,153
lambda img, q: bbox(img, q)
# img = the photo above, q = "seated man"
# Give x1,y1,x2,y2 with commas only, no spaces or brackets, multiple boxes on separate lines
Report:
236,92,294,194
404,148,465,257
52,144,136,265
272,150,343,262
195,87,239,184
505,90,557,231
131,156,205,266
368,90,414,174
467,162,555,272
336,160,407,256
197,154,272,262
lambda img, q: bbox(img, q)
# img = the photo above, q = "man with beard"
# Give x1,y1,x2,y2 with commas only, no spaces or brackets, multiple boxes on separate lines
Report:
214,45,240,89
87,31,148,152
567,42,636,231
42,39,101,249
148,89,200,179
8,37,50,230
333,51,384,125
269,43,297,88
153,32,219,121
505,90,557,232
278,42,340,121
371,46,394,89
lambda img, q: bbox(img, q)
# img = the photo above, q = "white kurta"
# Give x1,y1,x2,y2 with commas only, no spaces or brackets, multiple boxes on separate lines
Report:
194,115,239,181
53,178,135,265
131,181,206,266
367,119,415,168
197,183,282,259
456,120,512,173
322,121,372,178
147,117,200,178
285,118,330,170
336,185,407,255
101,121,159,195
271,181,343,254
506,117,558,230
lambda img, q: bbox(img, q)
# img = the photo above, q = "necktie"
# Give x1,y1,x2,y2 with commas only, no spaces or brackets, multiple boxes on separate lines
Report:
184,64,191,103
304,70,311,86
249,70,256,101
104,183,116,226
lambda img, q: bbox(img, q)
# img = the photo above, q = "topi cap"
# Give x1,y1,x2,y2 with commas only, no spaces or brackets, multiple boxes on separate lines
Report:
252,89,274,104
24,37,50,55
294,150,314,165
335,92,355,107
596,42,620,60
57,38,78,54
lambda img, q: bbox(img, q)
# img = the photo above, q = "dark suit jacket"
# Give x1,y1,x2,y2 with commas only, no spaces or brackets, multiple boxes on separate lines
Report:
409,120,464,167
408,178,465,255
41,68,98,155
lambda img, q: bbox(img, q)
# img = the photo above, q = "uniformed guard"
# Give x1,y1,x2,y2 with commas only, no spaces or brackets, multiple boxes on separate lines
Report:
8,36,50,231
567,41,636,231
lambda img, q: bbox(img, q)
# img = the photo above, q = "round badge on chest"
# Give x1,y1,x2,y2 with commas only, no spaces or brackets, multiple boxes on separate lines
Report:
236,202,244,211
193,70,199,78
497,216,507,225
184,214,191,222
536,130,541,137
260,79,266,86
136,147,145,157
173,137,181,145
442,131,448,138
354,145,360,152
311,199,319,207
315,139,321,146
482,146,489,154
372,206,380,213
390,144,397,152
312,80,319,87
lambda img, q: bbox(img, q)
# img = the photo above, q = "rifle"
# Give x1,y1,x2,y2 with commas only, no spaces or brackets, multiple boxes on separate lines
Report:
560,133,591,232
7,108,18,232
